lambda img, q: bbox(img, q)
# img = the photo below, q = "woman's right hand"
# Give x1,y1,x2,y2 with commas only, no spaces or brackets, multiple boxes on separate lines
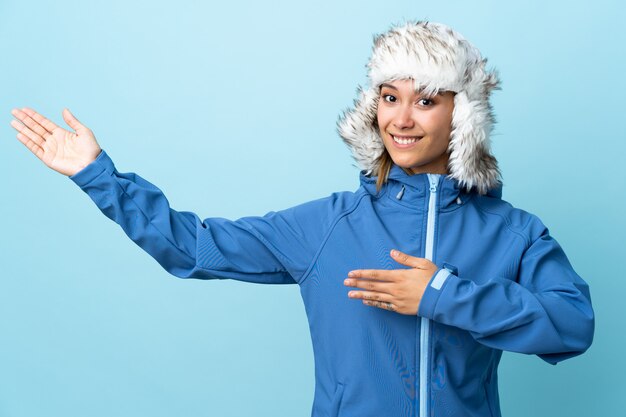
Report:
10,107,102,177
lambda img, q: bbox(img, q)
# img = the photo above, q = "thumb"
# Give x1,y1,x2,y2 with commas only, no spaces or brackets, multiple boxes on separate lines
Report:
62,108,89,134
390,249,427,269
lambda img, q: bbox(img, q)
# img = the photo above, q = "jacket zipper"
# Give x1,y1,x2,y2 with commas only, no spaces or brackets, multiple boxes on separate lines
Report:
420,173,440,417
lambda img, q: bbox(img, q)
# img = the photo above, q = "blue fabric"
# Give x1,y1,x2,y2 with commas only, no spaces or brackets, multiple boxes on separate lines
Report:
69,149,595,417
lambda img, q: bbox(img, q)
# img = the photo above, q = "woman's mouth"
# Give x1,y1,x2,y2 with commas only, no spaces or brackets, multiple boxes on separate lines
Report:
391,134,423,148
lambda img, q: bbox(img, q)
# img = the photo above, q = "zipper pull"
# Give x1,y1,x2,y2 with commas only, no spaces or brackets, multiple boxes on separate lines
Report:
395,185,405,200
427,174,439,193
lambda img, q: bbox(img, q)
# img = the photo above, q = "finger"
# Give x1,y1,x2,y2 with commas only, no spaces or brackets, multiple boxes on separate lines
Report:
13,127,45,160
11,108,52,140
347,269,395,281
21,107,60,133
362,299,397,312
10,119,46,149
348,289,393,303
62,108,89,135
390,249,428,269
344,278,395,294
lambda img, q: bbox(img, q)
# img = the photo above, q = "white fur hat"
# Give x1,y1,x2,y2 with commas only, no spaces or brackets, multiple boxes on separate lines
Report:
336,20,502,195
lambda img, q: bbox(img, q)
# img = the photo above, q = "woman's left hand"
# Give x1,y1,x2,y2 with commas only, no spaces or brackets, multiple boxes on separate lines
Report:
344,249,438,315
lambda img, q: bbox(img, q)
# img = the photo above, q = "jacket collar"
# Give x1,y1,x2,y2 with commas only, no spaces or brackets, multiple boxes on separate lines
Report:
360,163,503,210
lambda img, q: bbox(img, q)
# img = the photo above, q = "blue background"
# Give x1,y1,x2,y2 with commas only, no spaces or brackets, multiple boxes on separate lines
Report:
1,0,624,416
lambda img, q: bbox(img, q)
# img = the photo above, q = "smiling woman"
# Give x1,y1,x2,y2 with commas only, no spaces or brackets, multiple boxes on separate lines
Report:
9,19,594,417
376,80,456,176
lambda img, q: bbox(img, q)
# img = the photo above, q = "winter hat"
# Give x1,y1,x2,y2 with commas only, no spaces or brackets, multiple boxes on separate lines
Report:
336,20,502,195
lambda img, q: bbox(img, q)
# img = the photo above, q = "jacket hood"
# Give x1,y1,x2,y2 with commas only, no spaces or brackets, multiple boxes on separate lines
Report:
359,162,503,210
337,20,503,195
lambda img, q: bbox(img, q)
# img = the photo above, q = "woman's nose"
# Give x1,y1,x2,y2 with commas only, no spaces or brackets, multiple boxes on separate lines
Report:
393,105,415,129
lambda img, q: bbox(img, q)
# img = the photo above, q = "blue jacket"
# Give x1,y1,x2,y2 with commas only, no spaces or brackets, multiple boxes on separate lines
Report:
69,149,594,417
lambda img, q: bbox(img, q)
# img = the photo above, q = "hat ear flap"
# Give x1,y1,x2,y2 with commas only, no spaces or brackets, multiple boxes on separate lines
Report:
336,86,385,175
483,67,502,97
447,90,501,195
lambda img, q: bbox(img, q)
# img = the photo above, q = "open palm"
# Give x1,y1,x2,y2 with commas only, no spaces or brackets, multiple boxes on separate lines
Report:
10,107,102,177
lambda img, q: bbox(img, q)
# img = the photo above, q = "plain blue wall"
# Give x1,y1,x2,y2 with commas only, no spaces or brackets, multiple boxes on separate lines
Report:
1,0,624,416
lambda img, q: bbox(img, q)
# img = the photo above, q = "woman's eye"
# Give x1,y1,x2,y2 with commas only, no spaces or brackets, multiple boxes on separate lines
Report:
381,94,433,106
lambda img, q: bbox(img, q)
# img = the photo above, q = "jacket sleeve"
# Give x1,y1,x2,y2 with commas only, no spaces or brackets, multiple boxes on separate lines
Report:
417,220,595,365
68,149,329,285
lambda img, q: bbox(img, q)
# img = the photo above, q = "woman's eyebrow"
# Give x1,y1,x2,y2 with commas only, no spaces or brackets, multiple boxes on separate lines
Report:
379,83,398,90
379,83,443,96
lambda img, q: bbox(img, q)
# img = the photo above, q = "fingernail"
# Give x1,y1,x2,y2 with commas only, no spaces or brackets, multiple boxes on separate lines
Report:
391,250,398,257
348,271,355,277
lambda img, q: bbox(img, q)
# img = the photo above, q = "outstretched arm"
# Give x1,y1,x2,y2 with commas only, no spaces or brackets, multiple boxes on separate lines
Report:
10,108,328,285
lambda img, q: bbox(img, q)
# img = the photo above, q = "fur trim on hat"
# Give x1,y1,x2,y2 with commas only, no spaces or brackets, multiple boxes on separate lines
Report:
336,19,503,195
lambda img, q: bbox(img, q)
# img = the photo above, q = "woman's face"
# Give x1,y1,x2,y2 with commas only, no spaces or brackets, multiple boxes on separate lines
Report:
376,79,456,175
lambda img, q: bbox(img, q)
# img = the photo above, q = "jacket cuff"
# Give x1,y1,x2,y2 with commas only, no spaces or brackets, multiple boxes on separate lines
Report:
418,263,456,319
68,149,114,187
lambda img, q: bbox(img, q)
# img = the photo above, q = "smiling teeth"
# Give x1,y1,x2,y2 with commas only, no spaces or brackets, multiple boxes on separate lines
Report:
393,135,419,144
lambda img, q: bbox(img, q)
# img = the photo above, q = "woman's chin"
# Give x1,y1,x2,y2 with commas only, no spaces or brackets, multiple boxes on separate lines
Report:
391,158,421,170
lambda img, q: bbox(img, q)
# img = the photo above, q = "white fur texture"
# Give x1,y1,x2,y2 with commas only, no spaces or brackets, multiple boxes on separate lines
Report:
336,20,502,194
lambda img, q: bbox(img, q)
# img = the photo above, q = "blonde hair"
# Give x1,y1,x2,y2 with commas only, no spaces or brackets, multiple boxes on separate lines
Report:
374,149,415,194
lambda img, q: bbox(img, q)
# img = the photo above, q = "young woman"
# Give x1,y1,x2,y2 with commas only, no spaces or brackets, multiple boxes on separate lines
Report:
10,20,594,417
